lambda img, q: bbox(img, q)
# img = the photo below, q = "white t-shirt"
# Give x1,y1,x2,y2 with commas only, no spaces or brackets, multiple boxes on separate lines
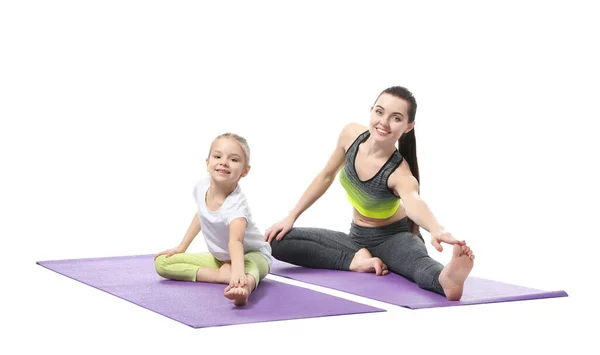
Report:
193,177,273,267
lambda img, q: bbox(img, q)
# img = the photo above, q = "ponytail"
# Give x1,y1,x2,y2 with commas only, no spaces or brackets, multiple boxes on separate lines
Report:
398,128,420,235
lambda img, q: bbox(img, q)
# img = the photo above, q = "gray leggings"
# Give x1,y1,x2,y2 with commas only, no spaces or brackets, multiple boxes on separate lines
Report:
270,218,445,296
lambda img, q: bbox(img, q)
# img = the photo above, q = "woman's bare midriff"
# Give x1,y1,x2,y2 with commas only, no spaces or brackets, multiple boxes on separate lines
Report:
352,207,407,228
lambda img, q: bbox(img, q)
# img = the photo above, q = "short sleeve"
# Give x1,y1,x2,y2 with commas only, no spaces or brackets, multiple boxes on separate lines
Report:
192,184,198,204
192,178,208,206
225,197,249,225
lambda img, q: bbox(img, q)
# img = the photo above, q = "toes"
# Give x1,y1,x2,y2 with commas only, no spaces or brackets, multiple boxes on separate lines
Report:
460,245,473,257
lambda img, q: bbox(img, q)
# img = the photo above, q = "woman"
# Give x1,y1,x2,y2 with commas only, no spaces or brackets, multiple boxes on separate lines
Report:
264,86,474,300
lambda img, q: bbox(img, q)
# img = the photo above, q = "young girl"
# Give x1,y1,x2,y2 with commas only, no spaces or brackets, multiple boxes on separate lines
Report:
264,86,475,301
155,133,272,306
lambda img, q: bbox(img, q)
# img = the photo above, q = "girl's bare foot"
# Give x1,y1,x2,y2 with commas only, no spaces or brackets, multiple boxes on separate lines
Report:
195,263,233,284
224,274,256,306
349,248,389,276
218,263,232,283
438,244,475,301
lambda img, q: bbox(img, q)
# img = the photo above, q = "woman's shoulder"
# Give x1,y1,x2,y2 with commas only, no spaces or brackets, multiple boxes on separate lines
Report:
339,122,368,150
388,160,418,193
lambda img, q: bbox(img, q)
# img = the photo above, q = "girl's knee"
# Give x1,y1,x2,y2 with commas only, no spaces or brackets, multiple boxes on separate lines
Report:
154,255,168,277
244,253,269,280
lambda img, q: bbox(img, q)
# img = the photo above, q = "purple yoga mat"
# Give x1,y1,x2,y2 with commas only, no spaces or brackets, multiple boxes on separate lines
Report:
270,260,568,309
37,254,384,328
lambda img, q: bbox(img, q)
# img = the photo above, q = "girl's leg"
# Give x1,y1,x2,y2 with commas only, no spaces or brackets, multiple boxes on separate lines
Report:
271,227,388,274
154,253,230,283
243,251,270,288
224,252,269,306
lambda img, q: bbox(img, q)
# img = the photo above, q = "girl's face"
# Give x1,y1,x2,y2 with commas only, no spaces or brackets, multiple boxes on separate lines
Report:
206,138,249,184
369,93,414,144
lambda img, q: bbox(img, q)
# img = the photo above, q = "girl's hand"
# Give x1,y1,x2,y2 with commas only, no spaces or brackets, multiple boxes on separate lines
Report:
430,230,464,252
264,216,295,243
227,271,248,290
154,246,184,260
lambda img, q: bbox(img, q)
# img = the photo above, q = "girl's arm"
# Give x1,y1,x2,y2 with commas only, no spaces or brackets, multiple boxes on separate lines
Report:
177,213,201,251
228,217,248,286
154,213,201,260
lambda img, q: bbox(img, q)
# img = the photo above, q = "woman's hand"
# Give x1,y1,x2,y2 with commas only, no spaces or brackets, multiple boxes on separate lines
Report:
430,230,464,252
264,216,295,243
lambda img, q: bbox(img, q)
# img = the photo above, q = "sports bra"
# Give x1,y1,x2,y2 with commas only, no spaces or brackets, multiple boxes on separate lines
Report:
339,130,403,219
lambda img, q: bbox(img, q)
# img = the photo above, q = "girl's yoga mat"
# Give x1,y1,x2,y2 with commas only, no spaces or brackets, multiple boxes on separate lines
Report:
36,254,385,328
270,260,568,309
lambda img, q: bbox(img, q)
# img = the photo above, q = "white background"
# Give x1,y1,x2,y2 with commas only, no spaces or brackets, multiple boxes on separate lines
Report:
1,1,598,354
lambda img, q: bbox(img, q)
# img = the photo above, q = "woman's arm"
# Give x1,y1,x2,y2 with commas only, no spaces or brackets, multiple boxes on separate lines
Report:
393,169,462,251
287,138,346,222
394,172,443,234
264,124,359,242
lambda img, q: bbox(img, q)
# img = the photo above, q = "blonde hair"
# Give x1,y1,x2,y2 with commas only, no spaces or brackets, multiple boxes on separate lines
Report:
209,132,251,166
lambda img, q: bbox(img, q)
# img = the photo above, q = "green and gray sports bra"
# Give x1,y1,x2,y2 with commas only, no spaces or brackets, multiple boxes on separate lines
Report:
339,130,403,219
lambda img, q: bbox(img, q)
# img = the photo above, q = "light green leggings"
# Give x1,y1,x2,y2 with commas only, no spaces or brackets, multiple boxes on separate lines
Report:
154,251,269,286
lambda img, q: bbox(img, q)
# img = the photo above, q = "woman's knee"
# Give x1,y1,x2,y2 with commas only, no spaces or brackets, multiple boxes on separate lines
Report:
269,228,299,257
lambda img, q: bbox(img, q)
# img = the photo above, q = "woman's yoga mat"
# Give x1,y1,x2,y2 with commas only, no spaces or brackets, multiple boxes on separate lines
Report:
36,254,385,328
270,260,568,309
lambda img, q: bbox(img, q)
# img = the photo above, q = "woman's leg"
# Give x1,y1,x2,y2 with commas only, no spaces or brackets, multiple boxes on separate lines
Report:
270,227,360,270
369,231,474,300
271,227,388,274
154,253,230,283
368,232,446,296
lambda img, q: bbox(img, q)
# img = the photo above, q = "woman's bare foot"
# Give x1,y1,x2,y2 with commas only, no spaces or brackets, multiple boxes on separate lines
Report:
349,248,389,276
438,244,475,301
224,275,256,306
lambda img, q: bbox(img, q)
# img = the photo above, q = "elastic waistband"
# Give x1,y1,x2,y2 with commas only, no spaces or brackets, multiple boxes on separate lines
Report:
350,217,410,238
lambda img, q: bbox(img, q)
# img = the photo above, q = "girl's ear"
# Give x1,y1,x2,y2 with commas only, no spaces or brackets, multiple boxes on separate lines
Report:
241,165,251,178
